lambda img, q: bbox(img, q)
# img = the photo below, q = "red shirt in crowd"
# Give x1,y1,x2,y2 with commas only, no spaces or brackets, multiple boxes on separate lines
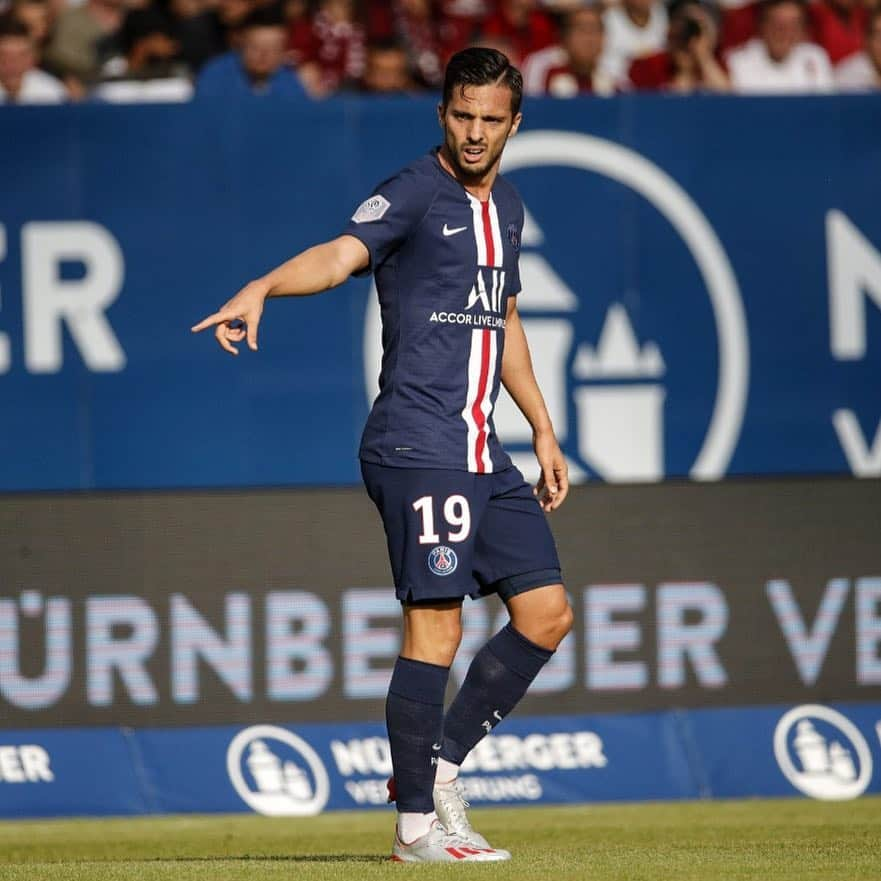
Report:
809,0,868,64
718,2,760,52
628,51,678,89
303,8,367,91
540,62,605,95
481,6,558,64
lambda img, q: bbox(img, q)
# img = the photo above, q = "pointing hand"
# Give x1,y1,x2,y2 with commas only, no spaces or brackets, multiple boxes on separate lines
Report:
191,281,268,355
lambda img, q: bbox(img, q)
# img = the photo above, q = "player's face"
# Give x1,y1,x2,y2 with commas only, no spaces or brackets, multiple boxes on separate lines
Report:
438,82,522,182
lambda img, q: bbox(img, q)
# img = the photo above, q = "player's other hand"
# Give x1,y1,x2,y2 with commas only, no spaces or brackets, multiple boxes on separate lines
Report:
190,280,269,355
533,430,569,513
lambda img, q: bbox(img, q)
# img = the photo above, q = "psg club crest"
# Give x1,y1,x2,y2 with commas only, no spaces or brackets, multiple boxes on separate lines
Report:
428,546,458,576
506,222,520,251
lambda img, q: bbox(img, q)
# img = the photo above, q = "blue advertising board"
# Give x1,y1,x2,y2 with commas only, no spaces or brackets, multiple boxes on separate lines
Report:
1,95,880,491
1,703,879,819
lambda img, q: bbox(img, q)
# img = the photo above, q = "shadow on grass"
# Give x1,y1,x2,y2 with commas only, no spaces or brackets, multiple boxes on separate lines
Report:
9,855,389,866
142,855,387,864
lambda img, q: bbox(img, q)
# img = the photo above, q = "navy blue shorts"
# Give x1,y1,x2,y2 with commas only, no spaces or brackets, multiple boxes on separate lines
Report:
361,462,562,604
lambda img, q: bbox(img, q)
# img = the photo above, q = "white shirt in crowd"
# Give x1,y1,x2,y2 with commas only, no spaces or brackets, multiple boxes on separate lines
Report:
0,68,67,103
834,52,881,91
602,2,668,82
93,78,193,103
727,38,834,94
522,45,567,94
522,44,617,95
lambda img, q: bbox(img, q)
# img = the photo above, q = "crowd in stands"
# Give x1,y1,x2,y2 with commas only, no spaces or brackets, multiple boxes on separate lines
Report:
1,0,879,103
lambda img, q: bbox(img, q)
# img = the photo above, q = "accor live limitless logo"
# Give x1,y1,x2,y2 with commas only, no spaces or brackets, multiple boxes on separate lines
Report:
429,267,508,329
1,580,880,712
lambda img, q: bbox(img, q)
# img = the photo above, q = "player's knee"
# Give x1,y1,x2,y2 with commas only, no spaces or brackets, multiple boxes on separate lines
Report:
536,597,572,649
556,600,575,642
511,587,572,650
433,618,463,662
403,616,462,667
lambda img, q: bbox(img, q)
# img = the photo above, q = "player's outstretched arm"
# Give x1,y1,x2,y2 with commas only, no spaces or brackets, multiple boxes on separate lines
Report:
500,298,569,512
190,235,370,355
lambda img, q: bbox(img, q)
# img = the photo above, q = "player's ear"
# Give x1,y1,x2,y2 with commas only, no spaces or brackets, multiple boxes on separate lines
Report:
508,112,523,138
437,103,445,129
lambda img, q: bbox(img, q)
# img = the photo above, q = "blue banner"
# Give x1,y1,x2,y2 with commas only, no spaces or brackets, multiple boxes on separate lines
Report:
1,96,880,490
2,703,879,818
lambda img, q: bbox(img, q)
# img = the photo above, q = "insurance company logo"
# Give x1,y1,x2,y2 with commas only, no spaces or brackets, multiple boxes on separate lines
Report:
428,545,458,576
227,725,330,816
364,131,748,483
773,705,873,801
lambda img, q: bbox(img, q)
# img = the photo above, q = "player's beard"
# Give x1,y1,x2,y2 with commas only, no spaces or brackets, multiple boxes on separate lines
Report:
444,130,506,183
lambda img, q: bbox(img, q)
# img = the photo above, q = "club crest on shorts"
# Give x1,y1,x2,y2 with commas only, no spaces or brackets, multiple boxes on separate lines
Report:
428,545,457,576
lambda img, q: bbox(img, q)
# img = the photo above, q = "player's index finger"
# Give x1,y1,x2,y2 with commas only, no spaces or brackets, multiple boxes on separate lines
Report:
191,313,224,333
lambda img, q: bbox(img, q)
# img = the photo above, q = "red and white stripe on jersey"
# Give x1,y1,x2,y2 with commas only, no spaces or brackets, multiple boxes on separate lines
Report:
466,193,504,268
462,328,497,473
462,193,504,474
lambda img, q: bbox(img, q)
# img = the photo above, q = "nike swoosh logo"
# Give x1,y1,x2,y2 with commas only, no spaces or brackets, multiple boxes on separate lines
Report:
443,224,468,237
493,710,503,721
432,743,442,751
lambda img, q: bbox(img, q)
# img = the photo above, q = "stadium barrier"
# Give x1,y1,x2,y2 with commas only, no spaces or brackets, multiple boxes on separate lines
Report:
1,476,879,817
0,95,879,490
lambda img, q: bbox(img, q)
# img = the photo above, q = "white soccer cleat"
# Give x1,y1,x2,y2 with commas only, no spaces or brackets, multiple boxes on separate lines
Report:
433,779,512,859
391,819,509,863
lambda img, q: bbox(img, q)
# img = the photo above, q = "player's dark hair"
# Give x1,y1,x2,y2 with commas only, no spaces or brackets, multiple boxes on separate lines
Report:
442,47,523,116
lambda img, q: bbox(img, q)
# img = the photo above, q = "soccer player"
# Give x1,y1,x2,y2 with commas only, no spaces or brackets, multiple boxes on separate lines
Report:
192,47,573,863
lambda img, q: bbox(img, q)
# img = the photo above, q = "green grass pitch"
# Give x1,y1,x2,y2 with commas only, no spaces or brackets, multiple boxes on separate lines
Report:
0,799,878,881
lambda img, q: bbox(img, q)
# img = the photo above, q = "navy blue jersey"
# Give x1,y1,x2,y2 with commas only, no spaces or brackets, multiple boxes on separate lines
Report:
344,150,524,473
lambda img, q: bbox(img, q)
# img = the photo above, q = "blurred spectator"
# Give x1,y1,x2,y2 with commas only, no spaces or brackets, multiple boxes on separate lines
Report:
43,0,123,84
163,0,227,72
530,5,616,95
603,0,669,81
360,36,416,92
286,0,313,66
301,0,366,95
196,7,308,96
481,0,558,65
835,5,881,87
629,0,730,91
0,13,66,101
809,0,869,65
718,0,761,52
94,7,193,101
10,0,52,56
213,0,259,46
438,0,491,57
374,0,445,88
727,0,834,92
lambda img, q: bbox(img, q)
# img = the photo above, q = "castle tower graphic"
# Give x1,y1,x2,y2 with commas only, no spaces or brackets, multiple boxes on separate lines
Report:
246,739,313,800
792,720,857,781
572,304,666,482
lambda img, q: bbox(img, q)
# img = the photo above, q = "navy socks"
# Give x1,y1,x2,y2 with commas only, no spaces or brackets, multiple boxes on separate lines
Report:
386,627,553,811
441,623,553,765
386,656,449,813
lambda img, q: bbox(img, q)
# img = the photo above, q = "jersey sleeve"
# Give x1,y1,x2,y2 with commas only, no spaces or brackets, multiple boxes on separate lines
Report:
342,168,435,275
